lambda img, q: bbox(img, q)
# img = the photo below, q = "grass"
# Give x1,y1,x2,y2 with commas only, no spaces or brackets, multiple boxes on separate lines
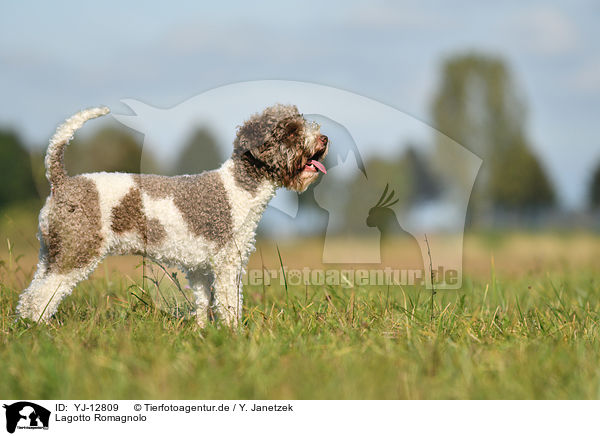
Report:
1,236,600,400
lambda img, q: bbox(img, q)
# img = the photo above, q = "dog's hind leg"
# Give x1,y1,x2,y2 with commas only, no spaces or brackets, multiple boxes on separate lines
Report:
186,269,213,327
17,235,103,322
18,171,107,322
16,263,97,322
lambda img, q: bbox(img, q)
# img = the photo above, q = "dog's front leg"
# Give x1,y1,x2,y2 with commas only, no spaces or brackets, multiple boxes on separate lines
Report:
211,264,243,327
185,269,213,327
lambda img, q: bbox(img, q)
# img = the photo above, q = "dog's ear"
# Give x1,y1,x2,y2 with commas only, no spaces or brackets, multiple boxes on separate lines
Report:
233,118,269,162
278,116,303,148
234,114,303,165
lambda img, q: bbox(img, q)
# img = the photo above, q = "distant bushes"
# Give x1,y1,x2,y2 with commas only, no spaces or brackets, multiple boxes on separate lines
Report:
0,124,153,210
0,130,38,210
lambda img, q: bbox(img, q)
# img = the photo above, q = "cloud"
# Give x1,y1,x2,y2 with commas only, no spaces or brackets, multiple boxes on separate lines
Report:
345,2,454,31
513,6,578,56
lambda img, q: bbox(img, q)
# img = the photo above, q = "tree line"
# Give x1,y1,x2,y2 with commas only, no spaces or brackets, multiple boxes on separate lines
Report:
1,52,600,218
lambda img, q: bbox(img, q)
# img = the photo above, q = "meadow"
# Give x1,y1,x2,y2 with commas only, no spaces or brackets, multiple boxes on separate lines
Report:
1,205,599,399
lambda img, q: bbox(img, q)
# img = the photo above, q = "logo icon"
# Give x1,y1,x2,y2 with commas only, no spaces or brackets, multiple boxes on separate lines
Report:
3,402,50,433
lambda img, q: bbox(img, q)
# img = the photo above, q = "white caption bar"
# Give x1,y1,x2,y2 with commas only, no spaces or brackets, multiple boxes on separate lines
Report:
0,400,596,435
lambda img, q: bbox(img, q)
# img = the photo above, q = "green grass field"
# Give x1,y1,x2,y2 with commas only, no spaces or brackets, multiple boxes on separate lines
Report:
1,230,600,399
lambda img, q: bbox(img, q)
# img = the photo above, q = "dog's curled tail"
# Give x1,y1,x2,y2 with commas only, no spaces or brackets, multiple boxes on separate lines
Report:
45,106,110,188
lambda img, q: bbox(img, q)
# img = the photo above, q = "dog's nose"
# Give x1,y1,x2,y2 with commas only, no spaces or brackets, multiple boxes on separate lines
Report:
319,135,328,145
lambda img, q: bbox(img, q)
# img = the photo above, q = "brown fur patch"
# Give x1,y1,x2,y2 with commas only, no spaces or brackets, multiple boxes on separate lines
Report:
134,172,232,247
44,176,103,272
232,155,264,194
111,187,166,245
146,218,166,245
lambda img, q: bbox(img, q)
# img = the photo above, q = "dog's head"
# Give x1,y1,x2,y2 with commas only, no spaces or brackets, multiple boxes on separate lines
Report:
232,104,328,192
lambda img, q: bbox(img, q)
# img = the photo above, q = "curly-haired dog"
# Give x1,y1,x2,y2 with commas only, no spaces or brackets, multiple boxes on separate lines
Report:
17,104,328,326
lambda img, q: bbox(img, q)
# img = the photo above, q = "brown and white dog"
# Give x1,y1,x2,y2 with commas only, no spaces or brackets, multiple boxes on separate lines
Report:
17,104,328,326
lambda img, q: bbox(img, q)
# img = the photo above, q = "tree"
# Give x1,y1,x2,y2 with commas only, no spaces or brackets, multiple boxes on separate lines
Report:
590,160,600,210
64,126,153,175
488,135,555,210
431,53,555,216
173,127,222,175
398,146,441,205
0,129,38,209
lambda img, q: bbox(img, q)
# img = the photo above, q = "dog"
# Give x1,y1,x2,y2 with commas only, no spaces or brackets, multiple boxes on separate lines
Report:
16,104,328,327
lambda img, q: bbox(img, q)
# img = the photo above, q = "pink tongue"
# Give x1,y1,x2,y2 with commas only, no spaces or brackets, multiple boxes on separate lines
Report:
308,159,327,174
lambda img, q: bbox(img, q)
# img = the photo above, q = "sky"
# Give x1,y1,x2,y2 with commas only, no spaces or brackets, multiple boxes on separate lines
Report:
0,0,599,209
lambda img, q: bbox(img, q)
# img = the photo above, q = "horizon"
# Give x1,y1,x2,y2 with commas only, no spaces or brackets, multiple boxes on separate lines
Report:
1,1,599,210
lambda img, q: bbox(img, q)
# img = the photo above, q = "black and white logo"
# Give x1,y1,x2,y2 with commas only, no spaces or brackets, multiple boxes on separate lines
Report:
3,402,50,433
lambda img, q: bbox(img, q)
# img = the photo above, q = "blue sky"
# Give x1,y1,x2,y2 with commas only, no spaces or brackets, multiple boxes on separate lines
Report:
1,0,599,209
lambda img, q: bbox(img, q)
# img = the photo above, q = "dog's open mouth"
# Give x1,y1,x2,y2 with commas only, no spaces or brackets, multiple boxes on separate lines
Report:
302,151,327,174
